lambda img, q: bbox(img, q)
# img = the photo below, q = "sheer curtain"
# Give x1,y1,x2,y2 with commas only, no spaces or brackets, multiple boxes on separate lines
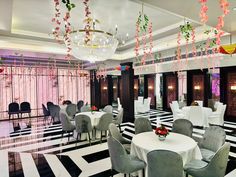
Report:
0,66,90,119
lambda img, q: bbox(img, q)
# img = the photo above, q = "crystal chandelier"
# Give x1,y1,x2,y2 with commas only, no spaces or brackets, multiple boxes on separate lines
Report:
69,18,118,63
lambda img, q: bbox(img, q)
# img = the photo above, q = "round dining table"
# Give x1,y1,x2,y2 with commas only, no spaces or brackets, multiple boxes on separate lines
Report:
74,111,105,140
131,132,202,177
182,106,212,127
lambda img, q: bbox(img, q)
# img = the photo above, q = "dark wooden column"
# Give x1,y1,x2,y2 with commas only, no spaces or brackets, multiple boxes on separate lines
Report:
121,62,134,123
162,72,178,111
90,70,101,109
107,75,113,105
144,74,156,109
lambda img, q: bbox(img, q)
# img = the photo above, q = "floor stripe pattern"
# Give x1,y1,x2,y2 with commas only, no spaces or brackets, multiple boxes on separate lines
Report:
0,109,235,177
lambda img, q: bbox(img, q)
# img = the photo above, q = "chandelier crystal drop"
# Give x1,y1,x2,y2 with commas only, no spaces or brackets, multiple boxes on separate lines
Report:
69,18,118,63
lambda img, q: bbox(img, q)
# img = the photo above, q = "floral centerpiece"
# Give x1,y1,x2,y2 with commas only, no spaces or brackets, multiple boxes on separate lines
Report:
90,105,97,114
155,125,169,141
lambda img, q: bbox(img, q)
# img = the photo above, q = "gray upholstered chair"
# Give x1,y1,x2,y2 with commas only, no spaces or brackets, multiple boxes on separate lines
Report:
134,117,153,134
60,111,75,141
95,113,113,143
81,105,90,112
172,119,193,137
112,108,124,131
107,136,146,177
108,123,131,152
77,100,84,112
198,126,226,162
74,114,93,145
49,105,61,123
184,142,230,177
103,105,113,113
66,103,77,119
147,150,183,177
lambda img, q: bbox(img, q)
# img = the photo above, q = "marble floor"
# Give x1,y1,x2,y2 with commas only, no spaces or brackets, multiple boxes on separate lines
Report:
0,109,235,177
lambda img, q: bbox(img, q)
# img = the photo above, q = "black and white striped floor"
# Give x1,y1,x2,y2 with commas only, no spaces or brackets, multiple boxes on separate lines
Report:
0,109,235,177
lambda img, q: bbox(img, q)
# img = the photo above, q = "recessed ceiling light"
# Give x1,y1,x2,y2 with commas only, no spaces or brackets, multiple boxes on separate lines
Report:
233,7,236,11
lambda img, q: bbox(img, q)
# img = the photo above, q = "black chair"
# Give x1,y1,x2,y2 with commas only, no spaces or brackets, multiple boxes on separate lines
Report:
47,102,54,114
77,100,84,113
8,102,20,119
20,102,31,118
42,104,50,124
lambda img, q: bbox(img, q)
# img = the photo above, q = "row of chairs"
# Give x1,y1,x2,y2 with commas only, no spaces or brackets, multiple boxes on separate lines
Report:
8,102,31,119
108,117,230,177
60,107,124,144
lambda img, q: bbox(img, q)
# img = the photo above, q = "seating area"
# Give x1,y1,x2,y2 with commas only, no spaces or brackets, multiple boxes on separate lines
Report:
0,1,236,177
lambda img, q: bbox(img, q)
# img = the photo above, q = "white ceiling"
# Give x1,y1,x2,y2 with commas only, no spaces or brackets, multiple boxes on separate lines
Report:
0,0,235,61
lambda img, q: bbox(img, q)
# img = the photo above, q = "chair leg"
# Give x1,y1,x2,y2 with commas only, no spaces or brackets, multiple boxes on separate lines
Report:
88,132,91,146
100,131,102,144
124,174,126,177
9,114,11,120
61,131,64,139
18,114,20,119
118,124,121,132
143,169,145,177
186,173,188,177
76,133,79,141
68,131,70,142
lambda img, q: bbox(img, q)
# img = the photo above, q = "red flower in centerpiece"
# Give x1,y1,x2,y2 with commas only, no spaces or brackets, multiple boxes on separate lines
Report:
91,105,97,111
155,125,169,137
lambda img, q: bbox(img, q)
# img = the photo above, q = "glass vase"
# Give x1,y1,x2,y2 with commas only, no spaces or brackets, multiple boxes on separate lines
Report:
158,135,166,141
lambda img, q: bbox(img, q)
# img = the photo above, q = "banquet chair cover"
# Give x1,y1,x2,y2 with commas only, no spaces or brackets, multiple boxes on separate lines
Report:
208,104,226,126
134,117,153,134
147,150,183,177
184,142,230,177
117,97,122,111
170,103,185,121
188,106,204,126
172,119,193,137
107,136,146,175
195,100,203,107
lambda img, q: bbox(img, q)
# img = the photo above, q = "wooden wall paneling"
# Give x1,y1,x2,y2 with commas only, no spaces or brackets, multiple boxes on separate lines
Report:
100,78,109,107
112,77,118,102
90,70,101,108
107,75,113,105
134,76,139,100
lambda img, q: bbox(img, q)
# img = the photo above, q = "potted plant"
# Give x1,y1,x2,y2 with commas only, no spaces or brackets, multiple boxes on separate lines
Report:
155,124,169,141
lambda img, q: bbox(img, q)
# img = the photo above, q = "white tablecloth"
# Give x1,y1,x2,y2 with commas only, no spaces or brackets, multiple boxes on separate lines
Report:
131,132,202,176
74,111,105,140
182,106,212,127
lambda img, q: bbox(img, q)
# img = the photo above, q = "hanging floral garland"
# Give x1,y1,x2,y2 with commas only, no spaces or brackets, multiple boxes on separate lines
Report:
135,10,153,65
83,0,92,44
199,0,208,24
215,0,229,46
52,0,61,42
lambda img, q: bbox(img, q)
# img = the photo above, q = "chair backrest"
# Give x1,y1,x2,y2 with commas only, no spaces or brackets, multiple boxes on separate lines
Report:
115,108,124,124
60,111,75,131
74,114,92,133
215,103,223,114
147,150,183,177
77,100,84,112
138,96,144,103
214,102,223,110
208,99,215,111
42,104,50,116
134,117,153,134
202,143,230,177
81,105,90,112
109,123,125,143
8,102,19,113
47,102,54,111
96,113,113,131
103,105,113,113
201,126,226,152
172,101,179,110
195,100,203,107
144,97,151,105
220,105,227,125
188,106,204,126
66,104,77,117
172,119,193,137
107,136,128,173
117,97,122,111
49,105,60,120
20,102,31,112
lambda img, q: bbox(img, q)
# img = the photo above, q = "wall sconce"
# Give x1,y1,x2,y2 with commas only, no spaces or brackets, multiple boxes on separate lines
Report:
134,85,137,89
230,85,236,90
168,85,173,90
148,86,153,90
113,86,116,89
194,85,201,90
103,86,107,90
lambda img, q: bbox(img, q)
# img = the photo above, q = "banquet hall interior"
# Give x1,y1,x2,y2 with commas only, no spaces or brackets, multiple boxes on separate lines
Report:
0,0,236,177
